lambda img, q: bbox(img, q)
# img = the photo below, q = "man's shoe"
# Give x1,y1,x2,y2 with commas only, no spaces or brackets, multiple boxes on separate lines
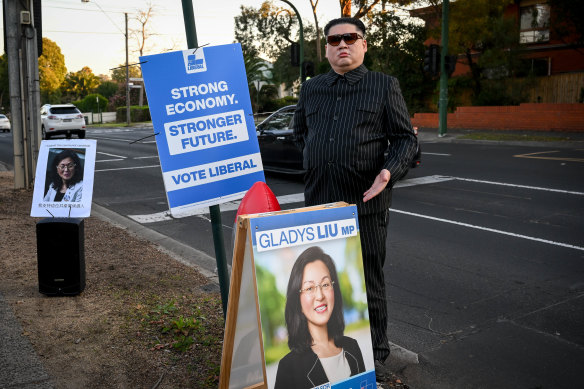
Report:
375,359,391,382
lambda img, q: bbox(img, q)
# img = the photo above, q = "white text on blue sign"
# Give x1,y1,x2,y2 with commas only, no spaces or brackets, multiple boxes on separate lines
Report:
163,153,263,191
256,219,358,252
164,109,248,155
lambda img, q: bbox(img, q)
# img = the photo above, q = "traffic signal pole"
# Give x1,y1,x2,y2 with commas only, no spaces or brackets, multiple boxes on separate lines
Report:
280,0,304,83
438,0,450,137
180,0,230,318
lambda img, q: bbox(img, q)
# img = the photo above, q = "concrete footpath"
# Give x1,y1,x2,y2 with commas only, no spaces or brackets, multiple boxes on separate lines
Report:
1,127,583,388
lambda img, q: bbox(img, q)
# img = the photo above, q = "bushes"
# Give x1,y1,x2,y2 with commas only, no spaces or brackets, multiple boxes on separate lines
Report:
73,93,108,112
116,105,151,123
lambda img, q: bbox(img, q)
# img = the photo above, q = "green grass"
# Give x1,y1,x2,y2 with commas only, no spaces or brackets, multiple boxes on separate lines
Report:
457,133,569,142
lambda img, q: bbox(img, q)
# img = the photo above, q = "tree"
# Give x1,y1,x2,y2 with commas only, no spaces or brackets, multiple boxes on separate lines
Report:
255,265,285,350
95,81,119,100
38,38,67,104
427,0,514,99
130,2,158,58
110,64,142,84
338,0,415,18
366,9,430,114
548,0,584,48
234,2,298,60
244,53,277,113
309,0,323,62
61,66,100,102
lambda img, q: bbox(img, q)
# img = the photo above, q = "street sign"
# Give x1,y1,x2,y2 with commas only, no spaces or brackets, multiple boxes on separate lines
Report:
140,44,265,217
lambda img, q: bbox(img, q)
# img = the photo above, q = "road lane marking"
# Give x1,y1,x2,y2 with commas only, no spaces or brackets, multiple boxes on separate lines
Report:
514,150,584,163
134,155,159,159
95,164,160,172
453,177,584,196
96,159,124,163
390,209,584,252
126,175,456,223
98,151,126,158
422,152,451,156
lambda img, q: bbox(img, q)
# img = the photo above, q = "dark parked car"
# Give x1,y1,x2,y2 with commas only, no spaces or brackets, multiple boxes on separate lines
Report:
256,105,421,174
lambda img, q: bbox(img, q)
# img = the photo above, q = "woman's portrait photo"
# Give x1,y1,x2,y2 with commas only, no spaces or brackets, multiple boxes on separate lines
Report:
253,238,374,389
44,148,85,202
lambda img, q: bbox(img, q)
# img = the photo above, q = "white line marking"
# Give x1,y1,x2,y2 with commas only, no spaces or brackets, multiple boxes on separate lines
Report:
95,164,160,172
127,176,453,223
133,155,159,159
422,152,451,156
90,136,140,142
98,151,126,158
394,175,454,188
96,159,124,163
454,177,584,196
391,209,584,252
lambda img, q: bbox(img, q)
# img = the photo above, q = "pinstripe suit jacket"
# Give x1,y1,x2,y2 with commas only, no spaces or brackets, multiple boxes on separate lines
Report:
293,65,417,215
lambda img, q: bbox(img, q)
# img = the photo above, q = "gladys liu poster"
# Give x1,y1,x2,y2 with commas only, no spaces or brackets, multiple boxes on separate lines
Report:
251,205,376,389
31,139,97,218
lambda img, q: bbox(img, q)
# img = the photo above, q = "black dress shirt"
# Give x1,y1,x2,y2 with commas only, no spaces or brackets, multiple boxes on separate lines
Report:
293,64,417,215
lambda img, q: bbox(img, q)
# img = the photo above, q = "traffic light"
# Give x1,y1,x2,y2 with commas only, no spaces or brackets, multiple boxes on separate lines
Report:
423,44,440,76
302,61,315,79
290,42,299,66
445,55,457,76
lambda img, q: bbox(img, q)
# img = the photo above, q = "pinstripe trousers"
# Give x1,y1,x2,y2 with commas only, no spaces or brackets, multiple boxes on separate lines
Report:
359,209,391,363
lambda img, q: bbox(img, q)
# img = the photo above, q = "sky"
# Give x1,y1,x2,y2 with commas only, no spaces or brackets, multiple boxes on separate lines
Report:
1,0,344,77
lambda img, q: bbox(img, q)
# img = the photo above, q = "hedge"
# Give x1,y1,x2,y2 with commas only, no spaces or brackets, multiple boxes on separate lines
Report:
116,106,151,122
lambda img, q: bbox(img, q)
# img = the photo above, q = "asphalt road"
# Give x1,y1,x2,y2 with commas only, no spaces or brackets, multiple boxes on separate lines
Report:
1,127,583,388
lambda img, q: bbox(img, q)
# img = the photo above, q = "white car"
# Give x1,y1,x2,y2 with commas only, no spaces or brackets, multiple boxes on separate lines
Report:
0,114,10,132
40,104,86,139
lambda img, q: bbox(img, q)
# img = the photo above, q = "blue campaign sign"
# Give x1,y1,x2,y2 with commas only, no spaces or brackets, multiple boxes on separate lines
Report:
140,44,265,217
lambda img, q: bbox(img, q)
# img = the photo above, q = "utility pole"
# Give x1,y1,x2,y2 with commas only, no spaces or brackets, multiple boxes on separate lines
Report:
4,0,42,189
125,12,130,126
438,0,450,137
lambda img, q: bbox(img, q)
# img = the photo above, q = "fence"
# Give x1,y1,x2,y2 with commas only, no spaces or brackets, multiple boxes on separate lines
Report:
411,103,584,131
82,112,116,124
528,72,584,103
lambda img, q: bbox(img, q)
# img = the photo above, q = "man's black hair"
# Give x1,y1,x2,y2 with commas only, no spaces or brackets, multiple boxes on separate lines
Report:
323,17,366,37
284,246,345,353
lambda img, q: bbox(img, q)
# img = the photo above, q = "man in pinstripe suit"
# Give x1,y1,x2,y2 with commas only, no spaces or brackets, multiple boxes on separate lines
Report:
293,17,418,385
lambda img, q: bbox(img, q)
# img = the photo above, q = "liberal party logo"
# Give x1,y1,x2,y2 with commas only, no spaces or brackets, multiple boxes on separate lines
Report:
182,48,207,74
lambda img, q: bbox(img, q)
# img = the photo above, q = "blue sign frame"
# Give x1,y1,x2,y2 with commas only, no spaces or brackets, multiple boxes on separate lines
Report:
140,44,265,217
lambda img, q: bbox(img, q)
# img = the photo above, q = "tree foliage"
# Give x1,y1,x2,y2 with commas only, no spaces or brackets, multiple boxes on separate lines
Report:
38,38,67,104
365,9,430,114
255,265,285,349
61,66,100,102
548,0,584,46
234,2,298,60
110,64,142,84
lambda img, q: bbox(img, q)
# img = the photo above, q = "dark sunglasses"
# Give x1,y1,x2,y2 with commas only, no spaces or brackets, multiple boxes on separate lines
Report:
326,32,363,46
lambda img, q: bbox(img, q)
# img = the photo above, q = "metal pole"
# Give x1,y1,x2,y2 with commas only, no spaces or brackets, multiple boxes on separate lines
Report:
438,0,449,137
180,0,229,318
125,13,130,126
4,0,26,189
280,0,304,83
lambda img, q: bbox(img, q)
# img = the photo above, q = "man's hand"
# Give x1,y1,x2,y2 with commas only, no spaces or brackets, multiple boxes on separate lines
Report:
363,169,391,203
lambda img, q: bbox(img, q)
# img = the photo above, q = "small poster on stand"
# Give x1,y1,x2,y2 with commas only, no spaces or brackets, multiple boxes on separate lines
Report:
30,139,97,218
